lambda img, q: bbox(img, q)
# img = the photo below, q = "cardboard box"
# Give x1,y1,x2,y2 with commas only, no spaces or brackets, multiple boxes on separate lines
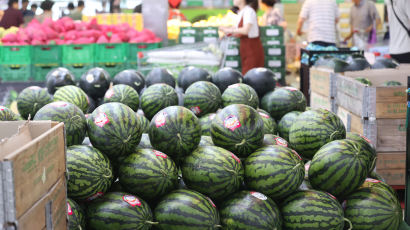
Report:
376,152,406,170
377,169,405,186
0,121,66,227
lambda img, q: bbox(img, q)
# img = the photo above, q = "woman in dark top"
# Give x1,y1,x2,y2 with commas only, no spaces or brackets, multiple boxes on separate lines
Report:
0,0,24,29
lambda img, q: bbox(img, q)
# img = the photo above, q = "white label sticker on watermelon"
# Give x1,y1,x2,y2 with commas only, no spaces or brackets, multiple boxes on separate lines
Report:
258,112,270,119
86,192,104,201
105,89,115,99
155,112,167,128
275,137,288,147
190,106,201,115
123,195,142,207
154,150,168,159
231,153,241,163
94,112,110,128
52,102,68,107
206,197,216,208
224,115,241,131
251,192,267,200
67,202,73,216
365,178,381,184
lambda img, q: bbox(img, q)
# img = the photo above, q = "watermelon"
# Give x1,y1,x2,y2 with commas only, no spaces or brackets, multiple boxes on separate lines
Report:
211,104,264,158
355,77,372,86
46,67,76,94
199,113,216,136
221,83,259,109
243,68,276,97
103,84,140,112
281,190,346,230
346,132,377,173
179,66,212,91
183,81,221,117
87,102,143,159
80,68,111,100
136,113,150,133
257,109,277,135
372,58,398,69
261,87,306,121
360,178,397,198
219,191,282,230
211,67,243,93
149,106,201,163
199,135,214,146
289,108,346,159
67,198,86,230
154,189,221,230
17,86,53,120
137,133,152,149
245,145,304,200
177,92,184,106
119,149,179,201
34,102,86,146
344,179,402,230
140,84,178,120
368,171,385,182
113,70,145,94
277,111,301,142
87,96,98,114
383,81,402,86
182,146,244,201
87,192,156,230
66,145,113,200
146,68,176,88
308,139,370,199
53,85,89,114
0,105,21,121
263,134,288,147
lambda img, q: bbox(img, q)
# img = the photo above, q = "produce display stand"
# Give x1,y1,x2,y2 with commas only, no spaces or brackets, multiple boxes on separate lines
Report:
406,76,410,223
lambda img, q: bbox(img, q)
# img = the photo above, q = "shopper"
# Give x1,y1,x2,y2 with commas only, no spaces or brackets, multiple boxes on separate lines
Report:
69,1,84,21
386,0,410,63
296,0,339,47
36,0,54,23
168,0,187,21
260,0,287,28
31,4,38,15
0,0,24,29
65,2,75,17
22,0,35,26
220,0,264,75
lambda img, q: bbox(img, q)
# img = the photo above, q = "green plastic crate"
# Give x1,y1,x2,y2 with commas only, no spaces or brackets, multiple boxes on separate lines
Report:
179,27,200,44
262,36,284,46
62,44,95,64
0,45,32,65
127,42,162,62
264,45,286,57
32,45,62,65
224,56,241,69
94,62,126,78
94,43,127,63
0,64,31,82
260,26,284,38
265,56,286,69
199,27,219,43
32,64,59,81
63,63,94,80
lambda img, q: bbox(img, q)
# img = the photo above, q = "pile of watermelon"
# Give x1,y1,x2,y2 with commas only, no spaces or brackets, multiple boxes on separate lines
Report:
0,66,404,230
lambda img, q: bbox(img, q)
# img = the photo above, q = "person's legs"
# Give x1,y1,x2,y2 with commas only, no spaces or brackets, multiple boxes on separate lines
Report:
391,52,410,64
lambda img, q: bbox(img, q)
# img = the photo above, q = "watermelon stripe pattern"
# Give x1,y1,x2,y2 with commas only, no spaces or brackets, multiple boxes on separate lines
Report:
103,84,140,112
199,135,214,147
199,113,216,136
257,109,277,135
309,139,370,199
119,149,179,201
140,84,178,120
261,87,306,121
346,132,377,173
221,83,259,109
289,108,346,159
67,198,86,230
277,111,301,142
67,145,113,200
136,113,150,133
53,85,89,114
87,192,155,230
245,145,304,200
136,134,152,149
0,105,21,121
154,189,221,230
263,134,289,147
17,86,53,119
183,81,222,117
182,146,244,201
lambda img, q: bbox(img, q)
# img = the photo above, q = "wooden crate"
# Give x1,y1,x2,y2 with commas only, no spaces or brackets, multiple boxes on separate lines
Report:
310,67,338,98
310,91,335,112
376,152,406,169
377,169,405,186
335,69,408,119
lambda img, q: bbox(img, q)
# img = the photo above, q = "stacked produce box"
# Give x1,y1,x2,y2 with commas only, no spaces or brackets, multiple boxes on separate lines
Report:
0,45,32,82
260,26,286,85
224,38,241,71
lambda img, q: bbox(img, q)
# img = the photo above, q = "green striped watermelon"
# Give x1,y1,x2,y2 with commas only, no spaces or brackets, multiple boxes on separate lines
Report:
119,149,179,201
0,105,21,121
17,86,53,120
360,178,397,198
221,83,259,109
67,198,86,230
220,191,282,230
87,192,156,230
199,113,216,136
199,135,214,147
261,87,306,121
182,146,244,201
263,134,289,147
87,102,143,159
136,134,152,149
245,145,304,200
53,85,89,114
34,102,86,146
308,139,370,199
183,81,221,117
257,109,277,135
346,132,377,173
66,145,113,200
281,190,346,230
277,111,301,142
136,113,150,133
103,84,140,112
140,84,178,120
211,104,264,158
344,179,402,230
368,171,385,182
149,106,201,164
154,189,221,230
289,108,346,159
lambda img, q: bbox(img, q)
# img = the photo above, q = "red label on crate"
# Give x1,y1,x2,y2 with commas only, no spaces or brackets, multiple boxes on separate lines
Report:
224,115,241,131
190,106,201,115
94,112,110,127
206,197,216,208
123,195,141,207
250,191,267,200
284,87,298,92
154,150,168,159
291,149,303,161
360,135,372,144
67,202,73,215
52,102,68,107
155,112,167,128
86,192,104,201
231,153,241,163
365,178,381,184
259,112,270,119
105,89,115,99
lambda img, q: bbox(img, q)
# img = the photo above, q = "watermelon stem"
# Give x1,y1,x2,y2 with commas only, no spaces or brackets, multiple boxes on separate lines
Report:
223,167,237,174
292,163,301,171
215,225,222,228
145,221,159,225
344,218,353,230
235,139,246,147
177,133,183,144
